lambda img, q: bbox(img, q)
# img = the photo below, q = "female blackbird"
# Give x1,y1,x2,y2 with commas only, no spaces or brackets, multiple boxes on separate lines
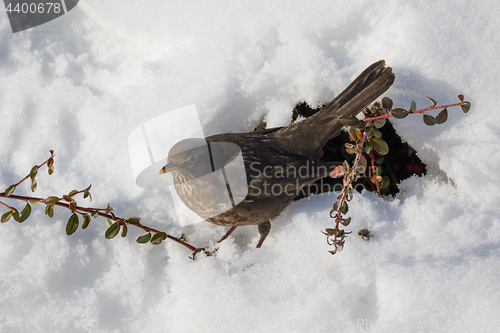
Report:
160,60,394,248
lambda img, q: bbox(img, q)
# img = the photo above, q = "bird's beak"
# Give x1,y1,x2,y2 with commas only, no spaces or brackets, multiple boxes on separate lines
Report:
159,162,179,174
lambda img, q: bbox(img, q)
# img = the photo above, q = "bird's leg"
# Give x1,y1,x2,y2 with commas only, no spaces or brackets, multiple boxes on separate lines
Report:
217,226,237,243
256,221,271,248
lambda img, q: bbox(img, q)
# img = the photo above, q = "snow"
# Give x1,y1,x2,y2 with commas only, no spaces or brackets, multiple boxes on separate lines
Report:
1,1,500,332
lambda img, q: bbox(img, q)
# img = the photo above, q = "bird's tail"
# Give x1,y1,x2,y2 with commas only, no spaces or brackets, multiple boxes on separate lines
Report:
274,60,395,159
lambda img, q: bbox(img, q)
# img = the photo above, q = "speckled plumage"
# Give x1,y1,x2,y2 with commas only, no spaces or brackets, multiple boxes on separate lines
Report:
161,60,394,247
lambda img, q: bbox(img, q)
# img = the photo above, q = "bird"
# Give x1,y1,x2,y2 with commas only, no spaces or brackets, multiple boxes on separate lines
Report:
160,60,394,248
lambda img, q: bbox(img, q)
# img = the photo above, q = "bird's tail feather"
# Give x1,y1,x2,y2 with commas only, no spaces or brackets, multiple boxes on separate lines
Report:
274,60,395,159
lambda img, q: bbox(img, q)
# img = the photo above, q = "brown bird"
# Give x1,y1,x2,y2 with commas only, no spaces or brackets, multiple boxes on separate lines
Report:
160,60,394,248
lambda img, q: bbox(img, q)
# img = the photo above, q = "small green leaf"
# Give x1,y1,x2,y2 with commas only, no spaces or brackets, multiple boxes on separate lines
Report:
91,210,99,218
5,185,16,197
107,218,113,226
461,102,471,113
373,129,382,138
1,211,13,223
69,200,77,213
10,207,19,221
31,178,37,192
382,97,393,111
121,224,128,237
409,100,417,112
68,190,78,196
30,165,38,179
338,116,361,127
426,96,437,106
47,157,54,168
423,114,436,126
371,138,389,155
45,204,54,218
82,214,91,229
363,141,372,154
30,201,40,207
105,222,120,239
391,108,409,119
436,108,448,124
137,233,152,244
342,217,351,226
341,202,349,214
374,118,386,128
128,217,141,225
375,157,384,165
48,164,54,175
150,232,167,245
381,175,390,189
18,203,31,223
45,196,60,205
66,213,79,236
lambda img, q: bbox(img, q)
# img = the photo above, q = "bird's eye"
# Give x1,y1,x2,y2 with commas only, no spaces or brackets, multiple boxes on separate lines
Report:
188,155,196,164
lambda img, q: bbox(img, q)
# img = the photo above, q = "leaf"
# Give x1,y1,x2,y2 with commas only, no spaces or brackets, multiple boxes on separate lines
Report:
66,213,79,236
461,102,471,113
356,155,367,174
381,175,390,189
45,196,60,205
409,100,417,112
69,200,77,213
426,96,437,106
68,190,78,196
30,200,40,207
151,232,167,245
348,127,362,141
121,224,128,237
128,217,141,225
47,157,54,168
436,108,448,124
330,165,345,178
30,166,38,179
382,97,393,111
10,207,19,221
136,233,152,244
323,228,338,236
391,108,409,119
82,214,91,229
45,204,54,218
341,202,349,214
5,185,16,197
342,217,351,226
363,141,372,154
62,195,73,202
18,203,31,223
48,164,54,175
371,138,389,155
107,218,113,226
1,211,13,223
458,94,464,102
344,143,356,155
374,118,386,128
30,178,37,192
338,116,361,127
91,210,99,218
105,222,120,239
423,114,436,126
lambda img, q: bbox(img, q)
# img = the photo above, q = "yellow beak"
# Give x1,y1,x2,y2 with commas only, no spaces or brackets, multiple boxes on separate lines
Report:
159,162,179,174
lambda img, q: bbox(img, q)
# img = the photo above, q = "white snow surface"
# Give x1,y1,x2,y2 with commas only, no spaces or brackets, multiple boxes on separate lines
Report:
1,1,500,332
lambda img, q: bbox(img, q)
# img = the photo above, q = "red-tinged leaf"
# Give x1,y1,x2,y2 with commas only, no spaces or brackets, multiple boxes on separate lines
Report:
330,165,345,178
458,94,464,102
